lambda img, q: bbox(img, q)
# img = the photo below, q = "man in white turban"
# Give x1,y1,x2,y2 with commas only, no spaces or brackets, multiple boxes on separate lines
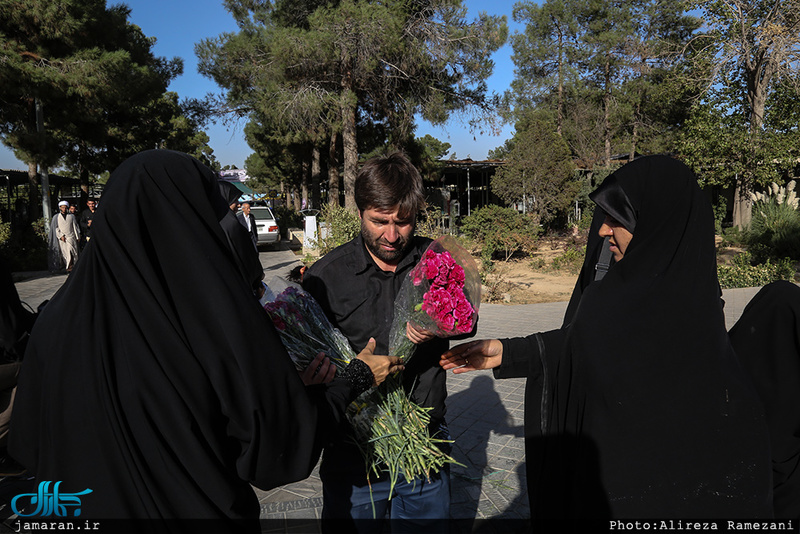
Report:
48,200,81,271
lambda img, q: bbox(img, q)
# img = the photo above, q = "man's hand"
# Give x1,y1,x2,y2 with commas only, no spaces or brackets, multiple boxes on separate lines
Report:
300,352,336,385
405,322,435,344
440,339,503,374
356,337,404,386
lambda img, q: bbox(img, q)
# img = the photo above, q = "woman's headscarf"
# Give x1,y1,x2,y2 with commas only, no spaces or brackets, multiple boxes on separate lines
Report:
729,281,800,520
9,150,331,529
542,156,772,519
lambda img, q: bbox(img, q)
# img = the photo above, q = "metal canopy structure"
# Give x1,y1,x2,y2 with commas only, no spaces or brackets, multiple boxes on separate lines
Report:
439,158,505,217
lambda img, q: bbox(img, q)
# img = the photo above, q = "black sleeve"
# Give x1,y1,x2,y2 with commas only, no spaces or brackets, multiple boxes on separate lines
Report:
494,328,567,381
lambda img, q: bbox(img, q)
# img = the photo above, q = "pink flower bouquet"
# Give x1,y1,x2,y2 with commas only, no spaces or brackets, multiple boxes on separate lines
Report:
389,235,481,361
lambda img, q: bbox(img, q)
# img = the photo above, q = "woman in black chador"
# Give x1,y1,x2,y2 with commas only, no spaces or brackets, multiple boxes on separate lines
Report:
442,156,773,524
8,150,400,531
729,280,800,520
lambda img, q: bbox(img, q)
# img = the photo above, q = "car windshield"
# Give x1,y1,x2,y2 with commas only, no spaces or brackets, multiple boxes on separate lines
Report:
251,207,275,221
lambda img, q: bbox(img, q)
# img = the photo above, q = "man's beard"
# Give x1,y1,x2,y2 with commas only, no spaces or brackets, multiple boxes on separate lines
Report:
362,223,413,265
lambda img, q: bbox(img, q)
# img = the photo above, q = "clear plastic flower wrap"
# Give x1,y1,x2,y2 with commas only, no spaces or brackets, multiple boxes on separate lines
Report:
389,235,481,362
260,275,460,502
261,277,355,370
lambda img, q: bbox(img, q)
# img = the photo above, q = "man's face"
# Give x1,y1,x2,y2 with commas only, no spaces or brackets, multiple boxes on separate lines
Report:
360,206,415,267
87,200,96,211
69,205,77,214
242,203,251,216
59,205,67,215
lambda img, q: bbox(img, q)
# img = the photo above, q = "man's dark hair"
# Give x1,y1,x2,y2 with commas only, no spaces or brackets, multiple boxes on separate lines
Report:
354,152,425,218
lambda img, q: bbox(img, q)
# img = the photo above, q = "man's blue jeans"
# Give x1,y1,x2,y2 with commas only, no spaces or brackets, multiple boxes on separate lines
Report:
320,424,451,533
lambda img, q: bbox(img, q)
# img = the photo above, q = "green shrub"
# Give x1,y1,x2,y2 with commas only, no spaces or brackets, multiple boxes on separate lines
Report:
721,226,747,248
549,245,586,274
459,205,540,270
31,216,49,241
717,251,796,289
313,204,360,255
415,204,445,240
273,205,303,234
712,195,728,235
529,256,547,270
0,219,49,272
748,198,800,260
0,222,10,247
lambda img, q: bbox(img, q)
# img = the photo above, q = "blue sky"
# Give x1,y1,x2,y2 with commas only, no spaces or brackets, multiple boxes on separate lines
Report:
0,0,524,171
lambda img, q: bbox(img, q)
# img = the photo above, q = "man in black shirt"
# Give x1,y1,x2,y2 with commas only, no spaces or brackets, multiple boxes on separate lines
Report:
303,152,451,532
79,198,97,249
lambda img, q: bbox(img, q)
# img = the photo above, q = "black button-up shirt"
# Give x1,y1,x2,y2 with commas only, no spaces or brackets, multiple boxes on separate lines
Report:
303,234,449,426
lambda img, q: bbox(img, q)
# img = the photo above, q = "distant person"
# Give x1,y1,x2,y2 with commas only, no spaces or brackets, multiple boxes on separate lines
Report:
218,182,261,287
9,150,402,531
69,204,78,215
219,181,241,213
48,200,80,272
237,201,259,249
79,198,98,248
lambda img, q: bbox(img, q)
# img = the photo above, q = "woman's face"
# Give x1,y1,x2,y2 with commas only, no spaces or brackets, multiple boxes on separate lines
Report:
599,215,633,262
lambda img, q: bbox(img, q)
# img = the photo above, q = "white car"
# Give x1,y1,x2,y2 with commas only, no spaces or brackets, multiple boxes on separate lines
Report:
250,206,280,247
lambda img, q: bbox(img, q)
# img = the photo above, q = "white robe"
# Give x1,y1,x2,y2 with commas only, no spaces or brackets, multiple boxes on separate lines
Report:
51,213,80,269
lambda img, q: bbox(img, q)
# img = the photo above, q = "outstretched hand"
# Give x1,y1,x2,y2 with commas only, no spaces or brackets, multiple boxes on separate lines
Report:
356,337,404,386
440,339,503,374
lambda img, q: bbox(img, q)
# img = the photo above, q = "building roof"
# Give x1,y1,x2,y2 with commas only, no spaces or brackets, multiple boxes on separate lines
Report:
0,169,79,186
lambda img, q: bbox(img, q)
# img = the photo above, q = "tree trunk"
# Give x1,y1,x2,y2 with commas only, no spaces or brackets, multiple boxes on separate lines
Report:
301,158,309,210
311,145,321,210
732,176,752,229
328,131,340,206
27,161,40,220
341,94,358,212
292,182,301,211
556,27,564,137
736,57,771,229
282,181,291,209
603,56,612,167
630,97,640,162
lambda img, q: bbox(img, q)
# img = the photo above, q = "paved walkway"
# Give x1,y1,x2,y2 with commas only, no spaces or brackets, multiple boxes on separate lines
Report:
7,247,764,532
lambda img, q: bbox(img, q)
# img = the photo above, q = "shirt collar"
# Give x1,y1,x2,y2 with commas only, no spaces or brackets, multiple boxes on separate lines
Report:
353,234,422,275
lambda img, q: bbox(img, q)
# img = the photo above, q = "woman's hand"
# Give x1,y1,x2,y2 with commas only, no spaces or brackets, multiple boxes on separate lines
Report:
300,352,336,385
356,337,404,386
406,322,435,344
440,339,503,374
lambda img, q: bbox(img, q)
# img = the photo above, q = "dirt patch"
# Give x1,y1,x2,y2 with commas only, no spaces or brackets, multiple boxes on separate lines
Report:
481,234,744,305
502,262,578,304
480,238,583,305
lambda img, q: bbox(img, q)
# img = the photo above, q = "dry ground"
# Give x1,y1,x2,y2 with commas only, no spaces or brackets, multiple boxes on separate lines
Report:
479,238,582,305
481,235,744,305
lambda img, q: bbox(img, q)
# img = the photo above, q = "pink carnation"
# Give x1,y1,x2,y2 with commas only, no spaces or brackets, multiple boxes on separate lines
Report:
449,264,465,288
439,312,456,332
423,250,440,280
271,315,287,331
